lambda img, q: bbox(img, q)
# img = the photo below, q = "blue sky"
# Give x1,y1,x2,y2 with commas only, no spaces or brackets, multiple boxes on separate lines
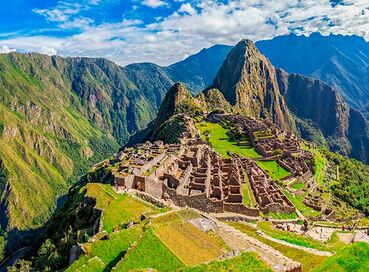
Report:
1,0,369,66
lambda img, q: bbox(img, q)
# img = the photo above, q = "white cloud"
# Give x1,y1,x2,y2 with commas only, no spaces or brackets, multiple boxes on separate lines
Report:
3,0,369,66
59,17,94,29
0,45,16,53
142,0,167,8
33,3,81,23
178,3,196,15
40,46,57,56
33,1,94,29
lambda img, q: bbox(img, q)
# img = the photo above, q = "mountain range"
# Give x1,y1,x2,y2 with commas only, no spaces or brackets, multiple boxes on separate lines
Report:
1,32,369,258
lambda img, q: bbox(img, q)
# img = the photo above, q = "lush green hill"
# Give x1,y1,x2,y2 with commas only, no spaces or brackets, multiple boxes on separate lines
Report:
0,52,175,254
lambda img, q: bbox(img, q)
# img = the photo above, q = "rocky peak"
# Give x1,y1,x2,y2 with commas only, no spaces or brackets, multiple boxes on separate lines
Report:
152,83,195,133
212,39,294,130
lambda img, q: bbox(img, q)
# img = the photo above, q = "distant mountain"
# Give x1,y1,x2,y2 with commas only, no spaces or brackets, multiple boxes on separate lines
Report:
277,70,369,161
256,33,369,113
166,44,232,93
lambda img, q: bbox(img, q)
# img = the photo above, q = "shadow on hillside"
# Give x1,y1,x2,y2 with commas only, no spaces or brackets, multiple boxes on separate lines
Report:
0,193,69,271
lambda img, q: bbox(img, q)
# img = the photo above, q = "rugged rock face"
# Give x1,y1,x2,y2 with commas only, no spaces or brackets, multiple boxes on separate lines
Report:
209,38,369,163
276,69,369,162
257,33,369,111
212,40,294,131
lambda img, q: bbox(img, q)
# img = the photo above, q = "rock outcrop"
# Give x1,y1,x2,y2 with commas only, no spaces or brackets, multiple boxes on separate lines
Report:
212,40,294,131
276,69,369,162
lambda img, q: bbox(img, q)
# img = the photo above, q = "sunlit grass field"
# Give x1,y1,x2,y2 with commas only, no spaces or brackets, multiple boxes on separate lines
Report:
85,183,158,233
196,122,262,159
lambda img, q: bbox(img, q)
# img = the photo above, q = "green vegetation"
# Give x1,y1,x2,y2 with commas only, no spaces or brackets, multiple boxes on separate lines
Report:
155,114,191,144
295,117,327,148
67,226,142,272
0,52,171,235
180,251,272,272
85,183,158,233
311,148,328,185
115,227,183,271
323,150,369,215
265,212,298,220
196,122,261,159
257,222,344,252
291,181,305,190
242,177,257,207
152,212,225,266
284,190,321,218
0,235,5,261
256,160,290,181
228,222,327,272
314,242,369,272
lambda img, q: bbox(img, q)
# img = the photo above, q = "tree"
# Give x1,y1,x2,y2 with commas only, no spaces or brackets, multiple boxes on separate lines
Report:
35,239,61,271
8,260,32,272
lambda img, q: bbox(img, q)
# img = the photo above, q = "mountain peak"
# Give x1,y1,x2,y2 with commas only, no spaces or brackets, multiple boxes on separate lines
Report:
212,39,293,130
152,83,194,133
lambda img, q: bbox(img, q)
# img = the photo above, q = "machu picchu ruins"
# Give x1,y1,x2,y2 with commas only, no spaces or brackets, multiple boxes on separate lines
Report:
111,113,318,219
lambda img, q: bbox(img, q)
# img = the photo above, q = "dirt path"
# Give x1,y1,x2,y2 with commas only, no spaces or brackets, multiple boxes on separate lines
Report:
258,231,333,257
214,220,301,272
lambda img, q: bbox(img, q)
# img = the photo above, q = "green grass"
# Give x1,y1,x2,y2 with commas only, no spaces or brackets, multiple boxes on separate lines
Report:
283,190,321,218
291,181,305,190
265,212,298,220
85,183,158,233
67,226,142,272
301,144,327,185
257,222,344,252
196,122,262,159
228,222,327,272
115,227,184,271
179,251,272,272
77,257,105,272
151,210,226,266
242,175,257,207
256,160,290,181
314,242,369,272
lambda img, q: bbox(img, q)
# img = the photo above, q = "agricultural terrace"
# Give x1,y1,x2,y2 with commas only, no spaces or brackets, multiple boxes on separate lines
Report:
151,210,228,266
84,183,162,233
301,143,328,185
66,225,143,271
283,190,321,218
114,227,183,271
227,221,368,272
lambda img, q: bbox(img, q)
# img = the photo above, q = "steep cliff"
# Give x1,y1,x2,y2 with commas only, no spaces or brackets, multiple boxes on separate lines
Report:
276,69,369,162
212,40,294,131
257,33,369,110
